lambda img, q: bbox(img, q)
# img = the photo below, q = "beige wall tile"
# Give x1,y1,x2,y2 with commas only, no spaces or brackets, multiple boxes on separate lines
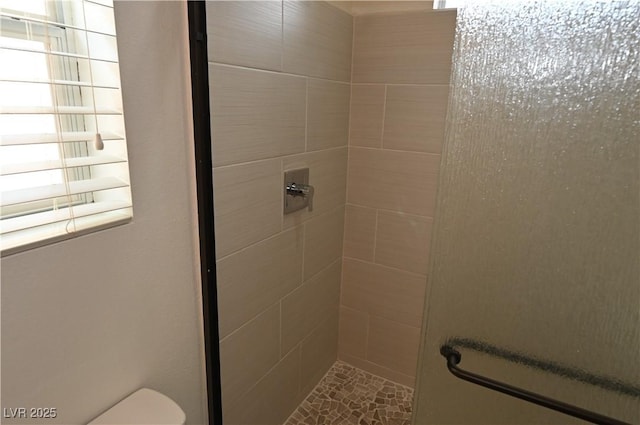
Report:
217,228,303,338
343,204,376,261
338,306,368,359
375,211,432,275
352,11,456,84
341,258,426,327
301,315,340,395
213,159,282,258
281,260,341,354
303,207,345,280
206,1,282,71
367,315,420,377
283,148,348,228
347,147,441,216
283,1,353,82
224,346,302,425
383,85,449,153
210,64,306,166
219,305,280,408
338,353,416,388
307,79,351,151
349,84,386,148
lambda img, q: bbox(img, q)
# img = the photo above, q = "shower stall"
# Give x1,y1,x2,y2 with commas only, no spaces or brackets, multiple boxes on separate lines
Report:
189,0,639,423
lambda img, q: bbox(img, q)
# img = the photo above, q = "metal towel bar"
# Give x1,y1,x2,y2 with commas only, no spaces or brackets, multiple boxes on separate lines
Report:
440,345,632,425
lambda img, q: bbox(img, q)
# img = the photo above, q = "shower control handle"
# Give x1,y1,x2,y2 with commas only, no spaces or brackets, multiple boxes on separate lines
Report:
286,182,314,211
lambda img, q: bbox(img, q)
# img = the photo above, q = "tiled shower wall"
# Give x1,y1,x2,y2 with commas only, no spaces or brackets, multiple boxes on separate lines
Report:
205,2,352,424
339,9,457,387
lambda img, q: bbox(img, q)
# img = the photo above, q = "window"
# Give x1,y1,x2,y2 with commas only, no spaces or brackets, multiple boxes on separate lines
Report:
433,0,466,9
0,0,132,255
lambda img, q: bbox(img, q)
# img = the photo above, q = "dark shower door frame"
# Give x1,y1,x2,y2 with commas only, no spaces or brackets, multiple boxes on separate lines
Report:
187,2,223,424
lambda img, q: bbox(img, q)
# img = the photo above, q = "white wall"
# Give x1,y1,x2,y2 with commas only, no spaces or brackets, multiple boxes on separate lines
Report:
0,2,206,423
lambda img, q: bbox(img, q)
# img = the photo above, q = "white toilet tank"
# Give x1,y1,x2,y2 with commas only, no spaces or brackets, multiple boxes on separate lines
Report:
88,388,186,425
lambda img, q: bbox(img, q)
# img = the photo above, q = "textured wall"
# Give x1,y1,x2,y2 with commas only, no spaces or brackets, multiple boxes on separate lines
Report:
414,1,640,423
339,8,456,387
1,2,206,423
205,2,353,423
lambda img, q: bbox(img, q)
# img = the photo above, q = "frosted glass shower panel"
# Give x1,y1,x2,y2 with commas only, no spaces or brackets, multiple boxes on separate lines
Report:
413,1,639,423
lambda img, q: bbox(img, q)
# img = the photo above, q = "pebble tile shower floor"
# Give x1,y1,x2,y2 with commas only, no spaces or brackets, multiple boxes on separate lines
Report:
285,361,414,425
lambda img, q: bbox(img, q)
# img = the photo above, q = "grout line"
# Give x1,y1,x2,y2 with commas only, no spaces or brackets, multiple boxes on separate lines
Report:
338,306,423,337
349,10,355,84
301,220,307,281
281,342,301,365
215,225,295,263
340,205,349,277
298,341,303,395
339,304,367,316
279,301,283,359
366,310,423,331
304,143,349,154
349,83,386,86
346,77,353,149
209,61,350,85
380,84,388,149
352,82,452,87
344,202,435,220
345,8,355,209
304,78,309,152
228,341,301,412
343,255,428,279
214,145,348,171
280,256,342,308
375,209,434,221
372,209,379,261
348,145,442,157
213,156,283,171
214,204,427,269
302,255,342,291
364,312,371,361
297,314,338,357
280,0,284,72
306,76,351,86
280,158,285,231
289,201,345,223
339,252,345,308
344,142,351,207
218,203,345,267
219,300,281,343
345,18,354,202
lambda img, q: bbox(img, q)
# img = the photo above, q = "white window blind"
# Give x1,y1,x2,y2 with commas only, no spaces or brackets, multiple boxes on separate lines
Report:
0,0,133,255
